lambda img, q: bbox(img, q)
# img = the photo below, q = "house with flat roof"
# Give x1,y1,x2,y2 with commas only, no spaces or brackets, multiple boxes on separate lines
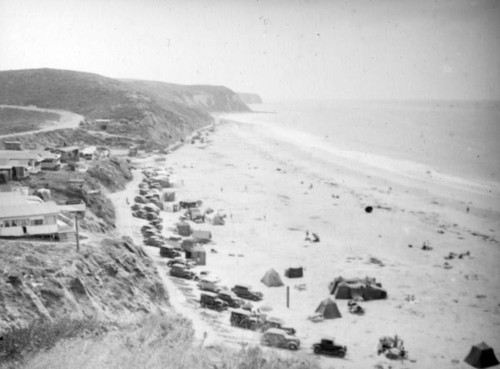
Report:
0,192,81,240
0,150,43,176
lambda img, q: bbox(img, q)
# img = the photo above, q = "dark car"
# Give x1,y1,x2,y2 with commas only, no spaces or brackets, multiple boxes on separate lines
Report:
200,292,228,312
159,246,181,258
312,338,347,358
261,328,300,351
231,284,263,301
169,265,197,280
217,290,243,308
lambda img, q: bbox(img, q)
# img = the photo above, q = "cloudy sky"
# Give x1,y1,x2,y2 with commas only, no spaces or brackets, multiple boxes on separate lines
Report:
1,0,499,101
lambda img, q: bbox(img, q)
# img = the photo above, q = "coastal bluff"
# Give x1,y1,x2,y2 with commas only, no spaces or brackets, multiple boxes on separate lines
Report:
237,92,263,104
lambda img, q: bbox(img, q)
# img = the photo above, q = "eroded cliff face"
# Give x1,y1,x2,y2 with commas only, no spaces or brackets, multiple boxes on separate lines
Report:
0,238,168,333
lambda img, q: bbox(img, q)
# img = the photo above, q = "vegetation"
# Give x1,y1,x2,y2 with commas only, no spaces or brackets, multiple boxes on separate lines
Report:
0,315,320,369
0,107,60,135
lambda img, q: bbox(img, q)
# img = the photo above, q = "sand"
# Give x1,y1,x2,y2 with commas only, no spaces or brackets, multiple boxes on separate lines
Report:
110,117,500,369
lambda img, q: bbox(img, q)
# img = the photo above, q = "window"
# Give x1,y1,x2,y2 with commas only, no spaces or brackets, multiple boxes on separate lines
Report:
11,220,18,227
4,220,10,227
20,219,29,226
30,219,43,226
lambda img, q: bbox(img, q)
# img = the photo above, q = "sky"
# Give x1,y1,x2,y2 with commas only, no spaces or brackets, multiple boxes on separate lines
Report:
1,0,499,101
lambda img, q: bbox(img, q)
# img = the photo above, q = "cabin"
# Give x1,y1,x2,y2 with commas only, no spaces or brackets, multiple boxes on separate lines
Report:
0,150,43,176
40,152,61,170
0,192,80,240
52,146,80,163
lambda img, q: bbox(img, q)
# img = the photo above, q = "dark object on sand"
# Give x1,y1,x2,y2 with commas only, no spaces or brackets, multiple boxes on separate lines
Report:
365,206,373,213
312,338,347,357
464,342,499,368
285,267,304,278
421,241,433,251
312,233,320,242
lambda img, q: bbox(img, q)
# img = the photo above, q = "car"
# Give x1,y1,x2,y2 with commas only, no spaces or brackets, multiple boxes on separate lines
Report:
200,292,228,311
169,265,197,280
166,258,196,269
159,246,181,258
261,328,300,351
231,284,263,301
260,317,296,336
312,338,347,357
217,290,243,308
197,277,222,293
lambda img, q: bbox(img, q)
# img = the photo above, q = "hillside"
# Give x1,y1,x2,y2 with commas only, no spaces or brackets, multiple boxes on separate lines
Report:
123,79,250,113
0,107,60,135
0,69,250,148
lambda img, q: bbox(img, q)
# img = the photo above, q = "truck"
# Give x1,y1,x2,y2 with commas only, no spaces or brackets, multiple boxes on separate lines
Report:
217,290,243,308
200,292,228,311
229,309,261,330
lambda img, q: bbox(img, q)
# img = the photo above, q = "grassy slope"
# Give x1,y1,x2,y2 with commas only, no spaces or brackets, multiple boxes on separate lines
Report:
2,315,320,369
0,107,60,135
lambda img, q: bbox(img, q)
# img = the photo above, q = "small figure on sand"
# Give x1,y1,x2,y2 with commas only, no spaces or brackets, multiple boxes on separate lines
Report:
305,230,311,241
309,183,313,190
311,233,320,243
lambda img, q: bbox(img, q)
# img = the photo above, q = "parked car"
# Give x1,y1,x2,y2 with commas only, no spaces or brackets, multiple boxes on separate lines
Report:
230,309,260,330
217,290,243,308
200,292,228,311
169,265,197,280
159,246,181,258
261,328,300,351
312,338,347,357
197,277,222,293
166,258,196,269
260,317,296,335
231,284,263,301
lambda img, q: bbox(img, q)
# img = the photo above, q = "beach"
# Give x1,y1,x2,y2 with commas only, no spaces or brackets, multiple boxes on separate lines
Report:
110,114,500,369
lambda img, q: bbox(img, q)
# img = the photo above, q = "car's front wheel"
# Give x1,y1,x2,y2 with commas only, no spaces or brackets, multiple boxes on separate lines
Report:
288,343,298,351
313,346,321,354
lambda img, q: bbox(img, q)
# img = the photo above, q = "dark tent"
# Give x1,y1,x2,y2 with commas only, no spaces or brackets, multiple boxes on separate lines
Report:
261,269,284,287
464,342,499,368
285,267,303,278
315,298,342,319
330,276,387,301
177,222,192,237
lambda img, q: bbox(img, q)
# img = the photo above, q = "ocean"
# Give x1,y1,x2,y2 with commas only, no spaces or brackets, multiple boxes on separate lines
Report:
224,99,500,193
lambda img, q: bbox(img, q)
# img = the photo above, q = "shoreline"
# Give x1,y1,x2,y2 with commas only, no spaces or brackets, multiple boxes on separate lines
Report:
111,116,500,368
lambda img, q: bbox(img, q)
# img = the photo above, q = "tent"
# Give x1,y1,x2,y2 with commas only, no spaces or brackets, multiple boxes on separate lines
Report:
464,342,499,368
191,244,206,265
163,191,176,202
285,267,303,278
315,298,342,319
212,215,225,225
261,269,284,287
330,276,387,301
192,230,212,244
177,222,192,237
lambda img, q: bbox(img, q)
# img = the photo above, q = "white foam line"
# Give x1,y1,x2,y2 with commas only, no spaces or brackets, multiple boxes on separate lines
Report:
222,113,500,196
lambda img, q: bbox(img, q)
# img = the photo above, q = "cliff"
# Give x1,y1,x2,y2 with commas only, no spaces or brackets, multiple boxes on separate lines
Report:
237,92,263,104
123,79,251,113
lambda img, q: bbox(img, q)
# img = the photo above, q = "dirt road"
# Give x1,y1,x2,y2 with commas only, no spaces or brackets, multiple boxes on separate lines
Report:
0,104,84,139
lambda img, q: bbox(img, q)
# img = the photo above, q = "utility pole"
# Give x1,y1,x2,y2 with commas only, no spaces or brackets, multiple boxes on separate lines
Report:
75,213,80,252
286,286,290,308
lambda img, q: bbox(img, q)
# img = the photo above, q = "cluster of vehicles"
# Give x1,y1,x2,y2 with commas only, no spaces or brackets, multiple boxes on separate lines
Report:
161,239,348,358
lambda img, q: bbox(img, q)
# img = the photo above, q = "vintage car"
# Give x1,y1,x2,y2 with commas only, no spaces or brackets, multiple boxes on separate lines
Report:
261,328,300,351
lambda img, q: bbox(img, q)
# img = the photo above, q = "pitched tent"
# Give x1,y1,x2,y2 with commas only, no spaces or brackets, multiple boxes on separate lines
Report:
177,222,192,237
212,215,225,225
464,342,499,368
191,244,207,265
285,267,303,278
261,269,284,287
315,298,342,319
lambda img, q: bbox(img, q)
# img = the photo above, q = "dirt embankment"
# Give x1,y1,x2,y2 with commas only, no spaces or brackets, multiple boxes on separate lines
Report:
0,237,169,360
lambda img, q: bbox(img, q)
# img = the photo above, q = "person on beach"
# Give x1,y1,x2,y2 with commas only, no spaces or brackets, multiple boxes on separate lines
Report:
305,230,311,241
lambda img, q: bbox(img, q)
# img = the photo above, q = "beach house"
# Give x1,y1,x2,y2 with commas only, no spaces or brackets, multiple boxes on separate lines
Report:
0,192,79,240
52,146,80,163
0,150,43,178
